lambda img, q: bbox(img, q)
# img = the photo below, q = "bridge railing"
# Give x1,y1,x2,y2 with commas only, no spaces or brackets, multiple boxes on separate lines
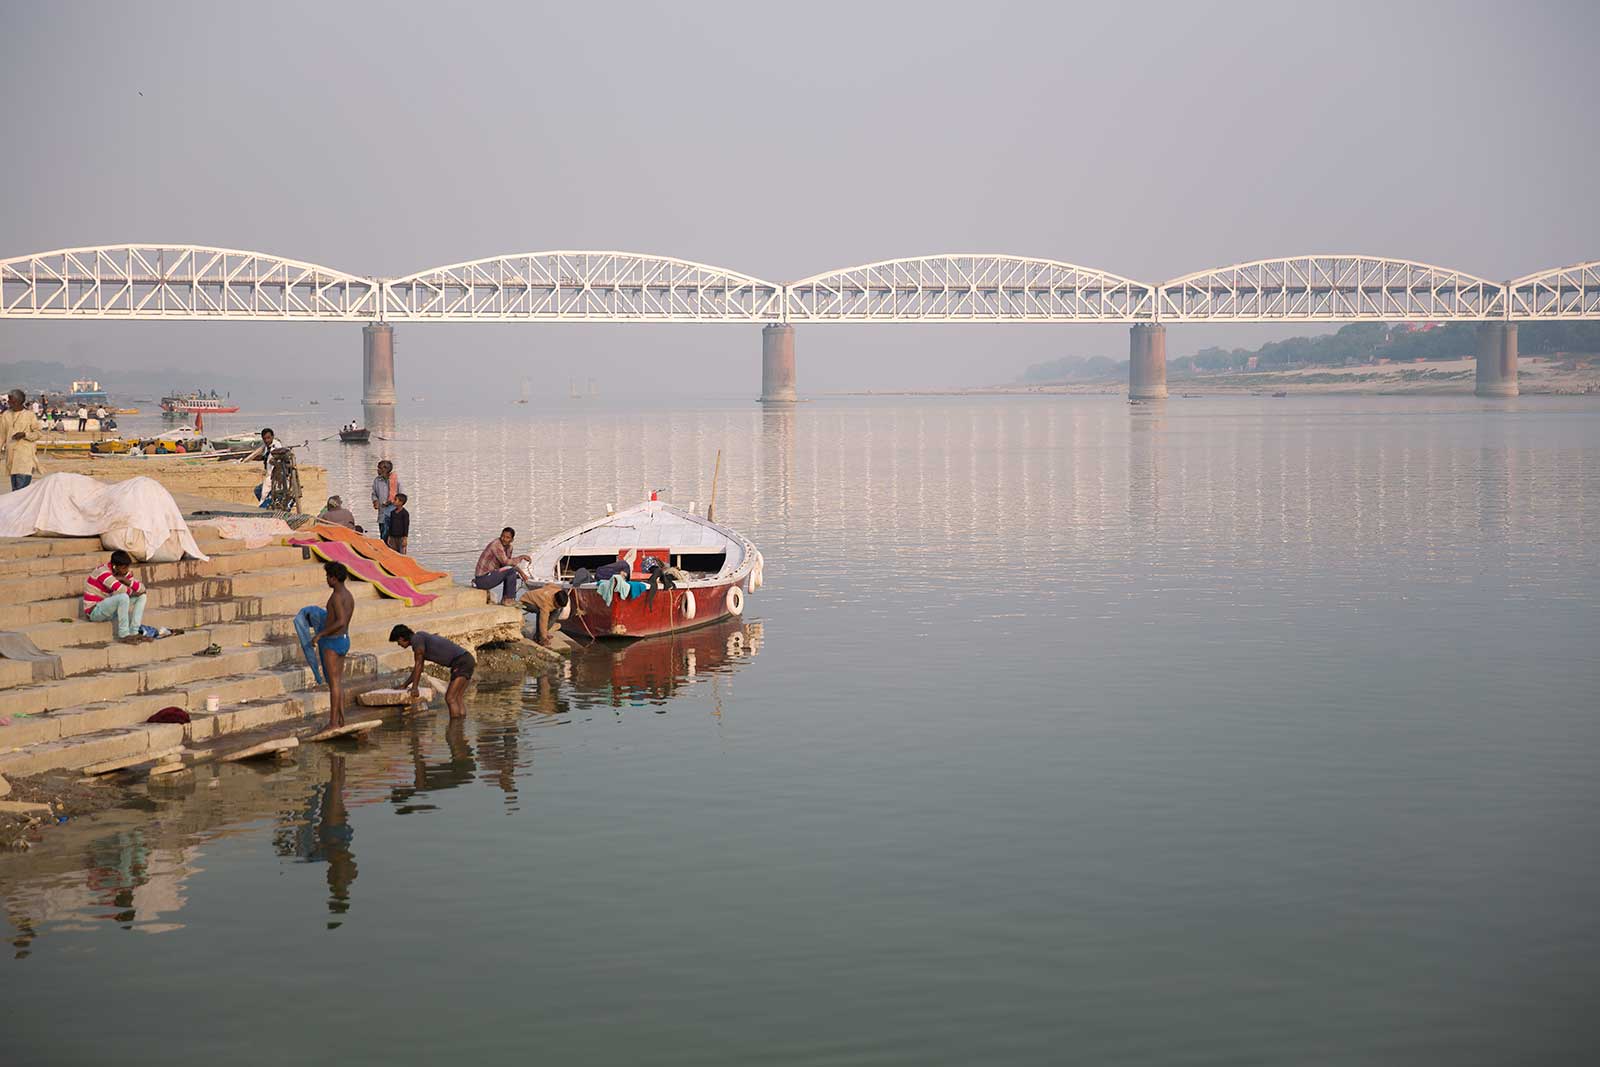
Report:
1156,256,1506,322
6,246,1600,324
0,245,381,320
1507,261,1600,319
380,252,784,322
784,255,1156,322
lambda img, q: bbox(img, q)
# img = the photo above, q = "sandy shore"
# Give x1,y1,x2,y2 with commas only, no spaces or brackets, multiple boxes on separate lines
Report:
834,356,1600,397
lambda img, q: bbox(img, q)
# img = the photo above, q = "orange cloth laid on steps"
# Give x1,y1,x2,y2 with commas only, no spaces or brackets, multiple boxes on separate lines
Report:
289,539,439,607
304,523,448,585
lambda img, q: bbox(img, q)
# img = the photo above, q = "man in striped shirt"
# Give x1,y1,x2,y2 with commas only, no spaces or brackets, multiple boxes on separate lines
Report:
83,550,150,643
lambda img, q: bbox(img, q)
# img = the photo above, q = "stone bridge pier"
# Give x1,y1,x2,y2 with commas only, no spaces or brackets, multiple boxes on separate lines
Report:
760,324,797,404
362,323,397,405
1475,322,1518,397
1128,323,1168,400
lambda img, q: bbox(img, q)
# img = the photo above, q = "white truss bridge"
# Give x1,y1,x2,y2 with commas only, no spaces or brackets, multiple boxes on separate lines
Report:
1,246,1596,323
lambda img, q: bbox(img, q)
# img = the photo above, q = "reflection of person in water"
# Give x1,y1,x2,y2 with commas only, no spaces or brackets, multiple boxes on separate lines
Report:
473,720,521,800
311,755,358,917
390,719,477,813
275,755,359,920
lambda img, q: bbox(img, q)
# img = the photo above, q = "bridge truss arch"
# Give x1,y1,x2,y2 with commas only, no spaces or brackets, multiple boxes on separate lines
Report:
1157,255,1505,322
0,244,380,320
1508,262,1600,320
381,252,784,322
783,255,1156,322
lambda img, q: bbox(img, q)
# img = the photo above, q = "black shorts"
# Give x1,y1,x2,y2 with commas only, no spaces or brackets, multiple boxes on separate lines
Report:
447,652,476,680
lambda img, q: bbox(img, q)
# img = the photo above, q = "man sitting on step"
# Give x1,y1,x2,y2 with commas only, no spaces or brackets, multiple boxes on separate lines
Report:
83,549,150,644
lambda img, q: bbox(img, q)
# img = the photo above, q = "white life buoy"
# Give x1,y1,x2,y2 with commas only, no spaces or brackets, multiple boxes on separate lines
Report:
680,589,696,620
726,584,745,617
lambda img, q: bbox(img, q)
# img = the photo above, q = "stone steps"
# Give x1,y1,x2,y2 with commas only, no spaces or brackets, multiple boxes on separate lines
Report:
4,565,480,634
0,542,307,595
1,526,522,778
3,602,509,717
0,604,515,775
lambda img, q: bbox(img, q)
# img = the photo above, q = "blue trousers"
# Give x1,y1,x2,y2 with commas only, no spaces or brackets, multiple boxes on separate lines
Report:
472,567,519,601
295,605,328,685
10,473,32,491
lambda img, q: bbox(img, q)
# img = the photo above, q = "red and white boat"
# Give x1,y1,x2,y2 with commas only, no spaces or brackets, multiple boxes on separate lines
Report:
161,390,240,415
525,497,764,639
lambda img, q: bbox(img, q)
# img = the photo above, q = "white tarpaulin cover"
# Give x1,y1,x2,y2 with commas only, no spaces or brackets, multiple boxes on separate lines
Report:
0,473,209,562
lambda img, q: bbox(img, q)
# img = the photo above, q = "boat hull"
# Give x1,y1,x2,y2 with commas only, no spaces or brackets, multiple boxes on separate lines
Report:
162,404,240,414
566,576,751,639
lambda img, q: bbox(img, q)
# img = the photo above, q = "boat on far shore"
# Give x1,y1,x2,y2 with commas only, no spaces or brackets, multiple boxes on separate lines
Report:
162,389,239,414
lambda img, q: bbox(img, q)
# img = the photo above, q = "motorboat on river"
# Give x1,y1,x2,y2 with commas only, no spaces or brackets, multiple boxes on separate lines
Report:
524,495,764,639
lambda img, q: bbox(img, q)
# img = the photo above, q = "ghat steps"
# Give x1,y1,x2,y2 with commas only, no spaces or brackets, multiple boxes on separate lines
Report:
0,527,522,777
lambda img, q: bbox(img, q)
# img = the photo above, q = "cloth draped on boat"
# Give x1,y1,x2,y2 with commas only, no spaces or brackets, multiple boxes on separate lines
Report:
289,539,438,606
301,523,448,585
596,573,635,606
0,472,208,562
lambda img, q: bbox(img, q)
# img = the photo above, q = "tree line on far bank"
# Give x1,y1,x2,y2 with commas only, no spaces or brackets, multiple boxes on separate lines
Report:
1018,321,1600,383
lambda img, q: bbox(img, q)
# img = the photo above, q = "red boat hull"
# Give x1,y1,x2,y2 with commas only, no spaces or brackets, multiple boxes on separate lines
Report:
566,576,751,639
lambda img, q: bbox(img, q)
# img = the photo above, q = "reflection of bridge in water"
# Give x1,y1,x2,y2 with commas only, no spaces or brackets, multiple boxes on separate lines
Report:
6,246,1598,401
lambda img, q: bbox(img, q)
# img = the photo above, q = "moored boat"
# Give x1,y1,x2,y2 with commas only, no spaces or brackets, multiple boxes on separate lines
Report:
525,496,765,639
161,389,239,414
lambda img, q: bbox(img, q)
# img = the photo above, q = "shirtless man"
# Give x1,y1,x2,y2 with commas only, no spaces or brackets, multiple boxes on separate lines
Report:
314,562,355,729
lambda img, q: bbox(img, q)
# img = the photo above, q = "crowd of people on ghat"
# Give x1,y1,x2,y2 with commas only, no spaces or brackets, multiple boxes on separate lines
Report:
0,390,118,437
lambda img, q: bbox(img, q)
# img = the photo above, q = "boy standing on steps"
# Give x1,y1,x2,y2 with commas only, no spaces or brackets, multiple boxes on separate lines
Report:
385,493,410,554
295,562,354,729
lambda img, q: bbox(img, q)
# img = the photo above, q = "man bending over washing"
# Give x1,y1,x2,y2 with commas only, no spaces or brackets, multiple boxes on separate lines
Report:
390,624,475,719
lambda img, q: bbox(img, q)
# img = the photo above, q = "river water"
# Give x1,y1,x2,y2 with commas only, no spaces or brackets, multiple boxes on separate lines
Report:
5,395,1599,1065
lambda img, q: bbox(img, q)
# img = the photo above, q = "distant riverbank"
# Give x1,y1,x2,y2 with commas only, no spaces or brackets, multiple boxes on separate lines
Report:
833,356,1600,397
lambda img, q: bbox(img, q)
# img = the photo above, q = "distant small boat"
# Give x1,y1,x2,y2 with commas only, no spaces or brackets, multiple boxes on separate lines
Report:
517,377,530,405
309,400,319,405
331,395,345,401
411,395,425,402
339,427,370,443
1271,391,1288,398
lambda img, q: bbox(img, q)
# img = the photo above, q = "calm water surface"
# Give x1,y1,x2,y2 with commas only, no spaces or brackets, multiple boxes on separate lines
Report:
5,395,1598,1065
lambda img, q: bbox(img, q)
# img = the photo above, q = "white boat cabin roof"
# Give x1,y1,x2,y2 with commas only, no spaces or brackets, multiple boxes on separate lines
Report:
529,501,751,579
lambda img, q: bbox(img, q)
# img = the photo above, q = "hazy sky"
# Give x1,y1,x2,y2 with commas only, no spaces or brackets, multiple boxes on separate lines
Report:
2,0,1597,396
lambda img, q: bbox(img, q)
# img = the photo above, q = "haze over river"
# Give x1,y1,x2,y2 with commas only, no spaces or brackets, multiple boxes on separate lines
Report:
6,394,1598,1065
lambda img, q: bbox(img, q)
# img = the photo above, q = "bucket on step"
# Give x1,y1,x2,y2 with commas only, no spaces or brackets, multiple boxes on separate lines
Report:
205,696,220,713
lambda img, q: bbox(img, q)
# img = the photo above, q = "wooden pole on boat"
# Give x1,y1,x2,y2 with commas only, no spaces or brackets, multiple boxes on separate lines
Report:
707,449,723,521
